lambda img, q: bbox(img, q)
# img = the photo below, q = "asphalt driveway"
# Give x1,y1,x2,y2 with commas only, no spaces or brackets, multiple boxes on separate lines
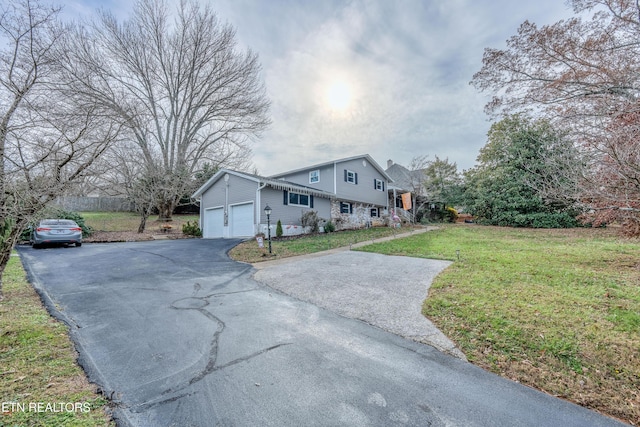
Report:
18,240,627,426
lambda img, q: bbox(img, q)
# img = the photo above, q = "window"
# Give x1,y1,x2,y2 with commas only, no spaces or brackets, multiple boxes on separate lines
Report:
370,208,379,217
344,169,357,184
309,170,320,183
289,192,310,207
340,202,352,214
374,179,384,191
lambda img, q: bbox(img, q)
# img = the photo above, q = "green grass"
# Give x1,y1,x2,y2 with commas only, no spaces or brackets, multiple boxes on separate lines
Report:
357,225,640,425
229,226,420,263
81,211,199,233
0,254,113,426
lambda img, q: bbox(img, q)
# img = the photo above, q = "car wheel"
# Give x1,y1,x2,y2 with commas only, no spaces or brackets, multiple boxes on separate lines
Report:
76,242,82,247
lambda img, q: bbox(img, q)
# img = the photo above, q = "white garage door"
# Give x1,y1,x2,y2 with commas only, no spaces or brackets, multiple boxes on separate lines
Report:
230,203,254,237
203,207,224,238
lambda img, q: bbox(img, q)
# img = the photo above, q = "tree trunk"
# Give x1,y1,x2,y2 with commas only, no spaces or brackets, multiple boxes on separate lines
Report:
157,199,176,222
137,211,149,233
0,220,23,301
0,244,11,301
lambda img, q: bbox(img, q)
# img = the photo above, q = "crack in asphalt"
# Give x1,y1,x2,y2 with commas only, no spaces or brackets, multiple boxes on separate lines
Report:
128,287,291,414
125,248,179,264
125,247,247,279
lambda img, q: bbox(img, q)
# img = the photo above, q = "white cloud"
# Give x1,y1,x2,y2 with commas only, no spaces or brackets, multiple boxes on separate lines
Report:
62,0,576,175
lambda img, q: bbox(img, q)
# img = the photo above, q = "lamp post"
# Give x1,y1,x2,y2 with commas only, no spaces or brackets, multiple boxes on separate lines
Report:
264,205,272,254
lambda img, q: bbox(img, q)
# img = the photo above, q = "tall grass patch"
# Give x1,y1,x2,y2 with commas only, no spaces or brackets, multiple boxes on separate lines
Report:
358,225,639,425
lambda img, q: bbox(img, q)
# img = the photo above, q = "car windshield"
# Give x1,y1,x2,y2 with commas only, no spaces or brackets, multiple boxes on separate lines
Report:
40,220,78,227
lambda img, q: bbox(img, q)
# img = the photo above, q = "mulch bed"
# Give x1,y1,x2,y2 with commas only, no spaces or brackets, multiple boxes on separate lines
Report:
85,231,194,243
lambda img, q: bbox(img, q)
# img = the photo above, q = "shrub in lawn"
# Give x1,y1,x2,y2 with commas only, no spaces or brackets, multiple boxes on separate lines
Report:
276,219,283,237
444,206,458,223
301,210,321,233
182,221,202,237
324,220,335,233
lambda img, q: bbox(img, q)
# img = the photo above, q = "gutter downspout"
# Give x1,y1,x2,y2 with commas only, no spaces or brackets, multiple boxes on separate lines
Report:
196,197,202,230
257,182,267,234
393,187,397,219
224,174,230,228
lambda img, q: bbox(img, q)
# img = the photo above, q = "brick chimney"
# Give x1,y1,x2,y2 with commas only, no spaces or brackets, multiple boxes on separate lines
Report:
387,159,393,169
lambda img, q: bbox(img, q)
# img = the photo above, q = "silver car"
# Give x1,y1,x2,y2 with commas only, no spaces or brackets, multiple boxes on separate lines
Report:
31,219,83,248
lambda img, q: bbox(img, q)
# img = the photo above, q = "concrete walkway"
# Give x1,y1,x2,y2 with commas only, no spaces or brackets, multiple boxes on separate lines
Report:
252,227,466,359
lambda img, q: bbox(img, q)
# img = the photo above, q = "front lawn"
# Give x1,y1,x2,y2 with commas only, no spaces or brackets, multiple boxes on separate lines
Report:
81,212,199,233
229,226,420,263
80,212,200,242
0,255,113,426
358,225,639,425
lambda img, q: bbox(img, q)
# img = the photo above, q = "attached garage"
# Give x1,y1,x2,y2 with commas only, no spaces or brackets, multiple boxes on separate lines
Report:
192,169,333,239
229,202,254,237
203,207,224,238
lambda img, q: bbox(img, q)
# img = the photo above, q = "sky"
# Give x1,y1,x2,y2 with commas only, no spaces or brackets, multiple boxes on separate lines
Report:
61,0,577,176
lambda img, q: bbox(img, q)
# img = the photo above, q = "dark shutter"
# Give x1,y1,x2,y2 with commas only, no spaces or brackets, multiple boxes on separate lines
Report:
382,181,385,191
373,179,377,189
344,169,348,182
354,173,358,185
310,195,314,208
283,190,288,205
350,203,353,214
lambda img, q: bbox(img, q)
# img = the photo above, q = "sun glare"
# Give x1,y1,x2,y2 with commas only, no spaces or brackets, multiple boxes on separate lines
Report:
326,81,351,111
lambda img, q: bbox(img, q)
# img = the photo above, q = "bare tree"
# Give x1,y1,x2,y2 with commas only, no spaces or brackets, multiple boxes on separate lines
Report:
92,141,158,233
0,0,120,299
579,106,640,234
60,0,270,221
406,155,429,222
471,0,640,235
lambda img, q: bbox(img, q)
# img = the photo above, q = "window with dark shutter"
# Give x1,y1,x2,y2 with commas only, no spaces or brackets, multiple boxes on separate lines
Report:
288,191,311,207
345,170,357,184
340,202,352,214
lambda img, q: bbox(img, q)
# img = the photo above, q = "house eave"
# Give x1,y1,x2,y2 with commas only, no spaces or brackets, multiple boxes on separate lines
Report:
269,154,394,183
191,168,335,200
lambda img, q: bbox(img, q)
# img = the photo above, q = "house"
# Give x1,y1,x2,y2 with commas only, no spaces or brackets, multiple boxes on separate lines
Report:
191,154,393,238
270,154,392,230
385,159,427,220
385,159,447,223
385,160,427,196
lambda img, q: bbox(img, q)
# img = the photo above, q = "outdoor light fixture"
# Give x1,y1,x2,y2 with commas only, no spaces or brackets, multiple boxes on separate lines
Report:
264,205,272,254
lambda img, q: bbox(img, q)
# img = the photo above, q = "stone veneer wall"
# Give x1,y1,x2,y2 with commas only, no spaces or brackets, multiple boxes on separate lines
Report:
330,200,387,230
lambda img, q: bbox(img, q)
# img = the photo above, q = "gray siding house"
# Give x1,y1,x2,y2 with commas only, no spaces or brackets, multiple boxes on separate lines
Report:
192,170,333,238
270,154,392,230
192,155,392,238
